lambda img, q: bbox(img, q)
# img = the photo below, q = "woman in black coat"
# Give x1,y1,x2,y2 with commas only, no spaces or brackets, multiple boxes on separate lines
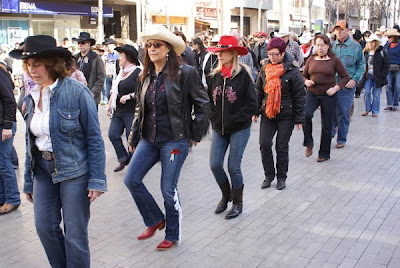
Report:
254,38,305,191
360,34,389,116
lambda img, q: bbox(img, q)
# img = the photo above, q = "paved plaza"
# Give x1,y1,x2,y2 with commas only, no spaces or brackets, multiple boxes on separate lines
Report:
2,96,400,268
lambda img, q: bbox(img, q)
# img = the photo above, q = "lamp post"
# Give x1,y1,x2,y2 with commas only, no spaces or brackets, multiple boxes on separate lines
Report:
98,0,104,42
336,0,339,22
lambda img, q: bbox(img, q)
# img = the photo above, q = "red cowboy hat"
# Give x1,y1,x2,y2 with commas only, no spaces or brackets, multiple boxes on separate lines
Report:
257,31,268,37
207,35,248,56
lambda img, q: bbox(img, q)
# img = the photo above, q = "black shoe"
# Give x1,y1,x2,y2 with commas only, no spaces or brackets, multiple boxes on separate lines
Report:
215,181,232,214
261,178,272,189
114,159,130,172
276,180,286,190
393,107,398,111
384,107,393,111
225,185,243,219
355,94,360,98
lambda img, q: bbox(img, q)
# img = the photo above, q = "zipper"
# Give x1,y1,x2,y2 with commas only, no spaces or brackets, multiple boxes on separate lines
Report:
222,78,226,135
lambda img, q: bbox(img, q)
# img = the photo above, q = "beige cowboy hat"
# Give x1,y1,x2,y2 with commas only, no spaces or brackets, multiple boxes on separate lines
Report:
299,33,313,44
142,25,186,54
384,28,400,36
365,34,382,43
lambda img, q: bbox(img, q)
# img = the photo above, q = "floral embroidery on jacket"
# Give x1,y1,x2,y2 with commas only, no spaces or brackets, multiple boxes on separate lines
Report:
225,86,237,103
213,86,222,105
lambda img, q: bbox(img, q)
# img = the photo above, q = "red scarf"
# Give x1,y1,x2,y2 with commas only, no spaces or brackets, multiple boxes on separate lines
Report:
264,63,285,119
221,65,233,78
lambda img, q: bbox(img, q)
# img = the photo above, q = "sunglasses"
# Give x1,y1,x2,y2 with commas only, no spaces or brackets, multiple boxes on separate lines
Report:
145,42,165,49
78,41,88,45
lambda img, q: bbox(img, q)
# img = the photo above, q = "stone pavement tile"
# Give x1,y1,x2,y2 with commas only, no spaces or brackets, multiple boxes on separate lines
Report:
320,237,342,254
322,263,339,268
300,242,324,259
346,241,368,259
326,246,349,265
373,245,397,266
388,257,400,268
306,251,331,267
354,252,377,268
338,257,358,268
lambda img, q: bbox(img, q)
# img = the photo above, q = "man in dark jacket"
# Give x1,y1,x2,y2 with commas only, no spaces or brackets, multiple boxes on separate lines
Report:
74,32,105,108
173,31,197,67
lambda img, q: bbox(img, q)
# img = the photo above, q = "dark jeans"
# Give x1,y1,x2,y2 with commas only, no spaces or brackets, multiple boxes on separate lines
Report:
11,146,18,167
209,127,251,190
108,111,134,163
33,154,90,268
303,92,337,159
124,138,189,242
0,124,20,205
259,116,294,181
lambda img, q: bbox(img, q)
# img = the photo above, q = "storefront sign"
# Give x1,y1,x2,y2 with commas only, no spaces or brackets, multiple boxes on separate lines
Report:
1,0,19,13
196,7,217,19
152,16,186,25
16,1,113,17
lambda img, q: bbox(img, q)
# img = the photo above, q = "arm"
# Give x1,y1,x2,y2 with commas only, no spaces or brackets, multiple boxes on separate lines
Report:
352,45,366,83
295,43,304,67
127,80,142,148
382,50,390,78
335,57,351,89
90,55,105,97
186,66,210,142
291,68,306,124
255,65,265,116
78,87,107,192
231,69,258,123
0,70,16,130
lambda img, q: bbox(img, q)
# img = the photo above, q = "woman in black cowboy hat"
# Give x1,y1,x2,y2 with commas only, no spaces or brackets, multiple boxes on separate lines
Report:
107,44,141,172
10,35,106,268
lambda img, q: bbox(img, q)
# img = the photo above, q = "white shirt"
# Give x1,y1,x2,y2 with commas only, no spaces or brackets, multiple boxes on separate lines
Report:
30,79,58,152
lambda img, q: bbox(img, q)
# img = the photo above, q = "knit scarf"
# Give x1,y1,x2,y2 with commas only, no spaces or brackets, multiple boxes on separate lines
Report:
110,63,139,110
264,63,285,119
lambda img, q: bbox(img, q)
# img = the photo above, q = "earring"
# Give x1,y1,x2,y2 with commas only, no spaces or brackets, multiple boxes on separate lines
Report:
166,53,169,61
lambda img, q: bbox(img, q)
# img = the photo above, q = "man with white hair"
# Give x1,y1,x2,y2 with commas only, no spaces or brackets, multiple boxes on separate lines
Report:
379,26,388,46
274,30,304,67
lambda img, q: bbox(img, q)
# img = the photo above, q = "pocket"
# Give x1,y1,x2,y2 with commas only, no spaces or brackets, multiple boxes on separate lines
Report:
58,109,81,133
278,100,294,118
343,54,356,67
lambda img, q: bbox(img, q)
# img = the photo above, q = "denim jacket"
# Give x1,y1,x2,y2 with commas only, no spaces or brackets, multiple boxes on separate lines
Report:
23,77,107,193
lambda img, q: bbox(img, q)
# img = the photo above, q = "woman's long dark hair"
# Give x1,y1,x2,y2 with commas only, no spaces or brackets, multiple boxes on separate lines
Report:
192,38,206,53
140,42,182,83
314,34,336,58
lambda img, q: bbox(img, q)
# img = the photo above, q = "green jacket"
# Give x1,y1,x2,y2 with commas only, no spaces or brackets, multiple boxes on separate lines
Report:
332,36,366,85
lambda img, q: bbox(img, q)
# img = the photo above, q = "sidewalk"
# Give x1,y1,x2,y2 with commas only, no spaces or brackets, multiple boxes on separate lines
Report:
2,96,400,268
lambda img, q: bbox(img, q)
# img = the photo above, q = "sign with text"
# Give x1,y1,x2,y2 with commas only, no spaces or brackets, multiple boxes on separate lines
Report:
1,0,19,12
196,7,217,19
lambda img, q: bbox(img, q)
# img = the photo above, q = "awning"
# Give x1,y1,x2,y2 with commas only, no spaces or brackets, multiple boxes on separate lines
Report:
196,19,218,29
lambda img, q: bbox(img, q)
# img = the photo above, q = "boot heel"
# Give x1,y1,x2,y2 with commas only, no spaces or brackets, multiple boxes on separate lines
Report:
158,222,165,230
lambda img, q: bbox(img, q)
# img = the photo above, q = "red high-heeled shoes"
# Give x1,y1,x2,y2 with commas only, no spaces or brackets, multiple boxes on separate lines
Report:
137,219,165,240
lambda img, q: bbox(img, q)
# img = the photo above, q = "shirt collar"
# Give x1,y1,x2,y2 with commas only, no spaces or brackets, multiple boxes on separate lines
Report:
31,79,59,102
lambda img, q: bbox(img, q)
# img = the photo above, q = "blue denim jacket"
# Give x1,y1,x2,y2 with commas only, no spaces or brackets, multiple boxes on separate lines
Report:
23,77,107,193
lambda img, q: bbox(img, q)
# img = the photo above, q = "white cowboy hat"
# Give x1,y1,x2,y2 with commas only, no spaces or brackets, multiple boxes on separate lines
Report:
365,34,382,43
379,25,386,32
142,25,186,54
299,33,313,44
384,28,400,37
210,35,220,43
274,31,290,38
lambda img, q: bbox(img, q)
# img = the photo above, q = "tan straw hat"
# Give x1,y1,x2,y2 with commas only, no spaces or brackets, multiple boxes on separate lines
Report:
142,25,186,54
365,34,381,43
384,28,400,36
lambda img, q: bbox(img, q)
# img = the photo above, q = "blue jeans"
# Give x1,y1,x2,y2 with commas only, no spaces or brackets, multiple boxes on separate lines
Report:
333,87,355,144
124,138,189,242
108,112,134,163
303,92,336,159
386,71,400,107
102,76,112,102
0,124,20,205
364,74,382,115
210,127,250,190
33,155,90,268
11,146,19,167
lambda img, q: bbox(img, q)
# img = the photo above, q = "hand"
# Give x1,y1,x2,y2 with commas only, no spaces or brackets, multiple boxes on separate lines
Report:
21,102,27,114
25,193,33,203
88,190,103,202
128,146,136,153
2,129,12,142
107,104,113,117
189,140,198,147
304,79,315,88
260,59,267,66
119,94,131,104
326,87,338,96
345,79,357,89
295,124,302,130
252,115,259,123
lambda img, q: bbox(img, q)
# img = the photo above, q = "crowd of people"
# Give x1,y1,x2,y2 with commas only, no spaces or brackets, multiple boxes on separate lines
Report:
0,19,400,266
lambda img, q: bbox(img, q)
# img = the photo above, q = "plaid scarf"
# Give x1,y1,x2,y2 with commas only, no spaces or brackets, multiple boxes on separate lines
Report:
264,63,285,118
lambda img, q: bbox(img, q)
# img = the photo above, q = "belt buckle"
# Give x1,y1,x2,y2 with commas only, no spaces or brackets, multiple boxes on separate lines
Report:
42,151,53,161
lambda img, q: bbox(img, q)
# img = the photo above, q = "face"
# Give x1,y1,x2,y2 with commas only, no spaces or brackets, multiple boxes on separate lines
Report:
281,36,289,43
334,27,349,42
118,52,127,67
145,39,170,64
388,36,395,43
192,43,199,51
368,40,377,50
238,40,244,46
216,50,234,66
315,38,329,57
26,58,53,86
268,48,285,64
258,36,266,44
78,41,91,53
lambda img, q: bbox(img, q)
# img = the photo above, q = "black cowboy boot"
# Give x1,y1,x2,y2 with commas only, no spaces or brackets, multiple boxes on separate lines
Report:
215,180,232,214
225,185,243,219
276,179,286,190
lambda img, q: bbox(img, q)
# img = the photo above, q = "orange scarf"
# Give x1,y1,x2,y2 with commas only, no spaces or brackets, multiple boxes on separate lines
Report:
264,63,285,119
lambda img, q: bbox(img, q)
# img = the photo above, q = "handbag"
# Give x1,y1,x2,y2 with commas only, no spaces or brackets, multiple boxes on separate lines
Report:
389,64,400,72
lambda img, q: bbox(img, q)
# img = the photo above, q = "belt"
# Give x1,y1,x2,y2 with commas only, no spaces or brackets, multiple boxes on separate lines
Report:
106,74,113,78
41,151,54,161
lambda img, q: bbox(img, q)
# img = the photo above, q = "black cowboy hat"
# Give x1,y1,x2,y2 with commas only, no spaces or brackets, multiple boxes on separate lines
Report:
9,35,71,60
115,44,140,65
104,38,118,45
72,32,96,46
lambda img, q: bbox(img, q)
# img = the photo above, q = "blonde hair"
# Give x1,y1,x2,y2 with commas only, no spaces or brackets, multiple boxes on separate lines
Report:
210,49,253,82
364,40,381,53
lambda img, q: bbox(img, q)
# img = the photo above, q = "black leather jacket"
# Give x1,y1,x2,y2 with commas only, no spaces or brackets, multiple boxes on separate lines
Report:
128,64,210,147
256,54,305,124
0,67,16,129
